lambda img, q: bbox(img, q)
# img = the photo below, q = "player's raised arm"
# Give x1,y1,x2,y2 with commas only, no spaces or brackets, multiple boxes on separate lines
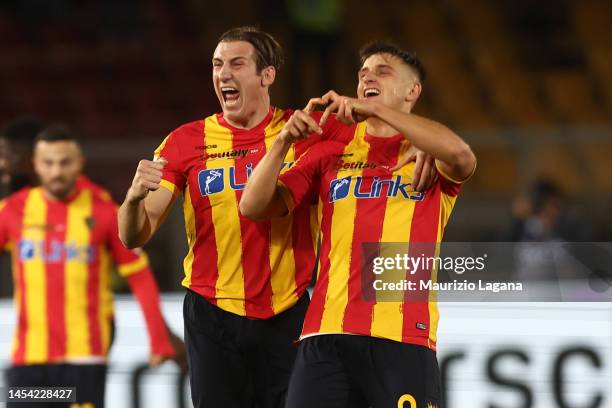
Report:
240,109,321,220
321,93,475,183
368,104,475,182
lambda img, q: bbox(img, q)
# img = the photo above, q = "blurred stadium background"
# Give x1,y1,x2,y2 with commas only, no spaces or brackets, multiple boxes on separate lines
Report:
0,0,611,407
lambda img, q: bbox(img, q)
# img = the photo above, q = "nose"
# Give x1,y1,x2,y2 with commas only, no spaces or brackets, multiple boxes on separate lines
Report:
218,63,232,81
362,71,377,84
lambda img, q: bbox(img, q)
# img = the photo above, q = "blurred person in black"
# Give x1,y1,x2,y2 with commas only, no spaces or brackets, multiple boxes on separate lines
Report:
509,179,592,242
0,117,44,198
0,117,45,298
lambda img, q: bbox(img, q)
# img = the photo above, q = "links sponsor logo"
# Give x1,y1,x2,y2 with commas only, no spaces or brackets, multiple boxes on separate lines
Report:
197,162,294,196
19,239,96,263
329,175,424,203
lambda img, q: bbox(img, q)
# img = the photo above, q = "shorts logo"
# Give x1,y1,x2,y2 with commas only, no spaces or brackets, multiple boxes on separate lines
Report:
329,177,351,202
329,176,424,203
397,394,416,407
198,168,225,196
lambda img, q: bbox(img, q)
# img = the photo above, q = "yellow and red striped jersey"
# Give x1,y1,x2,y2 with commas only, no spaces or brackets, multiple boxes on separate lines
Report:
278,122,468,350
0,179,172,365
155,108,323,319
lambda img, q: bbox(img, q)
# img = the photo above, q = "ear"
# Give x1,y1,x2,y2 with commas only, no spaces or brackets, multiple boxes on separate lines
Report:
405,81,422,103
261,66,276,87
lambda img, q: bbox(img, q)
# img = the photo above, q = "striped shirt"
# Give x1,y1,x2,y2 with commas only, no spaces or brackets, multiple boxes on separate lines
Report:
278,122,466,350
0,179,170,365
154,108,321,318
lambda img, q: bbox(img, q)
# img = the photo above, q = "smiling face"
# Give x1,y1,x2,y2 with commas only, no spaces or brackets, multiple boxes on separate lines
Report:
357,53,421,112
212,40,273,127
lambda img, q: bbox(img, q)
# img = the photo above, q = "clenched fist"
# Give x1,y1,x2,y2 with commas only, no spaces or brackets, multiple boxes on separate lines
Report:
126,157,167,203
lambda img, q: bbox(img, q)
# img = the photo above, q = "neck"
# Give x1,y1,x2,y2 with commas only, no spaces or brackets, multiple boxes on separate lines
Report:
224,95,271,129
365,117,399,137
365,102,412,138
43,185,76,202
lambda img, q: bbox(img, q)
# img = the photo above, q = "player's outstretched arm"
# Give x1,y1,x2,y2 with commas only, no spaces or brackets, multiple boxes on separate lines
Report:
320,92,476,182
118,158,176,248
373,104,476,181
240,110,321,220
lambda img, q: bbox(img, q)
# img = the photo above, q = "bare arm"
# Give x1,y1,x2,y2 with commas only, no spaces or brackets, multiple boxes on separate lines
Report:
319,91,476,182
240,110,322,220
118,158,177,248
239,137,292,220
371,104,476,181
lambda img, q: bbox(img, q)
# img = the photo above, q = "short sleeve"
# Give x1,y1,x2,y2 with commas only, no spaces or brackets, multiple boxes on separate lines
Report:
279,142,341,211
434,159,476,197
154,132,185,194
0,200,10,250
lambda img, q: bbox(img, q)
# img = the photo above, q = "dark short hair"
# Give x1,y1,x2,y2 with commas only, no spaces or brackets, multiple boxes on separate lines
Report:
2,116,45,149
219,26,284,73
35,124,80,145
359,41,426,83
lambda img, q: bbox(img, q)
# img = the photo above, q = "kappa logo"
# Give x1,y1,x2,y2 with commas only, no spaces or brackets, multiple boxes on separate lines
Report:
84,217,95,229
329,176,424,203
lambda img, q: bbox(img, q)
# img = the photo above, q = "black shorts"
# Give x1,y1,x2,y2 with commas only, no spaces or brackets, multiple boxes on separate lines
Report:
286,334,442,408
5,363,107,408
183,289,309,408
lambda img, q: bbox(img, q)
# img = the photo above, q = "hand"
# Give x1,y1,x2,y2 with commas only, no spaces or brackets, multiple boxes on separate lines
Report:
390,146,437,192
316,90,379,126
126,157,167,203
278,109,322,144
149,330,188,372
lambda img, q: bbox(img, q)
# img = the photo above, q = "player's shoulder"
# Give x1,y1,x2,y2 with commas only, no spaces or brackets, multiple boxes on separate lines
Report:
169,119,206,140
0,187,34,218
156,118,207,157
78,177,115,205
2,186,33,208
302,139,347,161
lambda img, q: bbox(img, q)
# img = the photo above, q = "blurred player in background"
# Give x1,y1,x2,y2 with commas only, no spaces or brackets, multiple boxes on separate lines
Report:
240,41,476,407
0,125,185,408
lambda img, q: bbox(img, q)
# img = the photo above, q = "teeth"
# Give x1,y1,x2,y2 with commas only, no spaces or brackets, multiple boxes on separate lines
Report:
364,88,380,97
221,87,238,92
